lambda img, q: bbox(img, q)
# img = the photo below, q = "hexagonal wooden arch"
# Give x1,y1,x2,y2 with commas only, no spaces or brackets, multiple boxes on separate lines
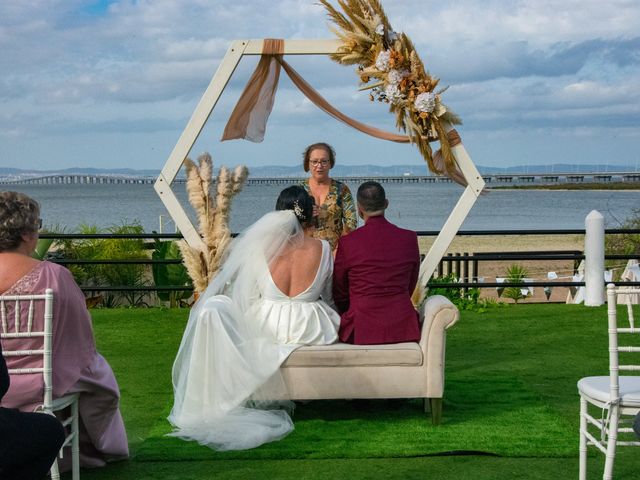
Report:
154,39,485,288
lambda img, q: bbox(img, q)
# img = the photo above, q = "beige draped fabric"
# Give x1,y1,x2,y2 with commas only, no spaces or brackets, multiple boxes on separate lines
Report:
432,129,467,187
221,39,283,142
221,39,468,187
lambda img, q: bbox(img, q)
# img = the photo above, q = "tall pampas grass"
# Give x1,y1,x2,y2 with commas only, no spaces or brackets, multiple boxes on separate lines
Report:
178,153,249,293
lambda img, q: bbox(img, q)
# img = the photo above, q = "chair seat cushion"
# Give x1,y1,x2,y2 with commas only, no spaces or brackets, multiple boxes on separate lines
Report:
282,342,422,367
578,376,640,407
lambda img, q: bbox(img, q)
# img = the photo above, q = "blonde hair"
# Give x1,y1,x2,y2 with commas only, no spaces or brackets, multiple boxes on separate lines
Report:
0,191,40,252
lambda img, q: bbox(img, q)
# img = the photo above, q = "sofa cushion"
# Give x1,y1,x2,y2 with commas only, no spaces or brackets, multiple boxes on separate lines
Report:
282,342,423,367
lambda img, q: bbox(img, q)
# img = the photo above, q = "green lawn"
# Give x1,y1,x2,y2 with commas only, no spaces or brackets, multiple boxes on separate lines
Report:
72,304,638,479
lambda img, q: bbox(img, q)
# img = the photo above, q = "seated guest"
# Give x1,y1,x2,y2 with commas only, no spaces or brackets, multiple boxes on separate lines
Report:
0,191,128,470
0,340,65,479
333,181,421,345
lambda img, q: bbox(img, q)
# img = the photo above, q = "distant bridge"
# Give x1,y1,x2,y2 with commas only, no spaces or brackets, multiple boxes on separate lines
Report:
1,172,639,186
0,174,157,185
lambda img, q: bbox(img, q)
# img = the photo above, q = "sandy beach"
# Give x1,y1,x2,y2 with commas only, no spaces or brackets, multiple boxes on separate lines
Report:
418,234,587,303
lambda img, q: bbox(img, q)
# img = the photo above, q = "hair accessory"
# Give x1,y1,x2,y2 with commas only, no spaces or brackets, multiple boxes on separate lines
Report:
293,200,305,220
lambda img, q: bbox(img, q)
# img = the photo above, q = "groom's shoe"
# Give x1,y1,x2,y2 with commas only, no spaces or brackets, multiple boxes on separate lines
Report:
634,412,640,439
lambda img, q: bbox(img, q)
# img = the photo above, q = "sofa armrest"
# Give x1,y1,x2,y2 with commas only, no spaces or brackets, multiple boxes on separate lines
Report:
420,295,460,341
419,295,460,397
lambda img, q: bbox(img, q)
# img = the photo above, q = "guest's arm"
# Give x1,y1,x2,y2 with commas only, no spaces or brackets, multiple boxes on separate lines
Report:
55,267,96,341
332,239,350,314
48,265,98,398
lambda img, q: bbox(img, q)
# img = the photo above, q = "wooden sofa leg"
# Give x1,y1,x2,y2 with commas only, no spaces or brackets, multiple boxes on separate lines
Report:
423,398,431,413
429,398,443,425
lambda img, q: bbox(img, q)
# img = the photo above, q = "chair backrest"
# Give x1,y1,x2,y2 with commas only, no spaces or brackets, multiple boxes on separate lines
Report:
606,283,640,402
0,289,54,409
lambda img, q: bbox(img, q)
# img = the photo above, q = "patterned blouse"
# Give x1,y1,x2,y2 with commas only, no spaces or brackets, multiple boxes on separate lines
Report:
301,178,357,250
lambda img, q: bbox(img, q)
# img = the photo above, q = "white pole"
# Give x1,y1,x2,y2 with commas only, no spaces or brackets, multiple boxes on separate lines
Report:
584,210,605,306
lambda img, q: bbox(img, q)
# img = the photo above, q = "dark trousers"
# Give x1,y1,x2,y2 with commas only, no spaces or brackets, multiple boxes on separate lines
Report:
0,407,65,480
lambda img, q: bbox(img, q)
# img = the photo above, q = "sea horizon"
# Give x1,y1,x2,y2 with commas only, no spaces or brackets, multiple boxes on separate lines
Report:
9,181,639,235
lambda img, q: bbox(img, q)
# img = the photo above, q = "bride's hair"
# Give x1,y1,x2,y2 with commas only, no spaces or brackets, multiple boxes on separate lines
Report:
275,186,314,226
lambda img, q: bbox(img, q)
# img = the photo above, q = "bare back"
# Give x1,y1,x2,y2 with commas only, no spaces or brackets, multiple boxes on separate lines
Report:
269,236,323,298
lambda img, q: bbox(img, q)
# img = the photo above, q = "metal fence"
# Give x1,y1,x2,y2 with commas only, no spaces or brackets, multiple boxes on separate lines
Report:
40,228,640,295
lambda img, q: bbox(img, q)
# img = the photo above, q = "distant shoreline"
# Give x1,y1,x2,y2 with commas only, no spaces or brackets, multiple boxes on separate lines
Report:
490,182,640,191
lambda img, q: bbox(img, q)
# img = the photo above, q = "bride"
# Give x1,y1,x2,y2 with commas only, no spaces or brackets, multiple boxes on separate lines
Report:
168,186,340,450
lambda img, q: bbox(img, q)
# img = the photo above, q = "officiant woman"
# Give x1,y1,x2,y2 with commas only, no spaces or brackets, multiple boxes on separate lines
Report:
300,142,357,250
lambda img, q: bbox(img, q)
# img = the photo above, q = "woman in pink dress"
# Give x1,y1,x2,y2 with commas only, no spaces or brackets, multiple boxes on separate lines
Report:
0,191,128,470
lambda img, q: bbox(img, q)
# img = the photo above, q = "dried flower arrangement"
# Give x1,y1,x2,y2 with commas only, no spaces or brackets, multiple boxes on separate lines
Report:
178,153,249,293
320,0,462,179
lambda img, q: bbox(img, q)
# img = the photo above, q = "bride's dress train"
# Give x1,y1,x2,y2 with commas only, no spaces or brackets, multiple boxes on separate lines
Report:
168,211,339,450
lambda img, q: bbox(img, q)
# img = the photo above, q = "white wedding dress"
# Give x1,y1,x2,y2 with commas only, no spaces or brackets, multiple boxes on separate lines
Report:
168,211,340,451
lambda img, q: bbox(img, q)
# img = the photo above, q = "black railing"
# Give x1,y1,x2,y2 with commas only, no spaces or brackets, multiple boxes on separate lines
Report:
40,229,640,293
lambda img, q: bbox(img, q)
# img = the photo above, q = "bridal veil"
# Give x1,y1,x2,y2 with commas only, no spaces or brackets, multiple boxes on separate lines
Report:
168,210,304,450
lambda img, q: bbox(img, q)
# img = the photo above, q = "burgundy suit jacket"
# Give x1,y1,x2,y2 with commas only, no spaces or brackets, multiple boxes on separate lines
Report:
333,215,421,345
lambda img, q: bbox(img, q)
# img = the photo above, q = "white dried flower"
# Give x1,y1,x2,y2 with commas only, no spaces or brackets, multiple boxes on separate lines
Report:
375,20,399,43
387,69,408,85
375,50,391,72
384,83,404,104
414,92,436,113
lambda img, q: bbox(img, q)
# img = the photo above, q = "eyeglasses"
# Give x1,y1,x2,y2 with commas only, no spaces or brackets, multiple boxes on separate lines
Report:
310,160,330,167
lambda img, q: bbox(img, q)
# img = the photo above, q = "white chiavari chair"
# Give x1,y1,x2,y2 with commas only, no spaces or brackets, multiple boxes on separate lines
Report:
0,289,80,480
578,283,640,479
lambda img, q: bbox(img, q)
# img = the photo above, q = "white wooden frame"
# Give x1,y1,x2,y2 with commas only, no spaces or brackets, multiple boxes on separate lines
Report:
155,39,485,286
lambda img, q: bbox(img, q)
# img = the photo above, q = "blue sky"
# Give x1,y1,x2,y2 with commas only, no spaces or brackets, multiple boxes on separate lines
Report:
1,0,639,172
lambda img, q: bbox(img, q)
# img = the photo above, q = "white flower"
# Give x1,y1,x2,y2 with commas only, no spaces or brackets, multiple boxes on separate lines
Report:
414,92,436,113
375,20,399,43
375,50,391,72
387,69,409,85
384,84,404,104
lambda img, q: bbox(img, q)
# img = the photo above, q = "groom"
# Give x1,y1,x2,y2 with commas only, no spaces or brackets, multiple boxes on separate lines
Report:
333,181,421,345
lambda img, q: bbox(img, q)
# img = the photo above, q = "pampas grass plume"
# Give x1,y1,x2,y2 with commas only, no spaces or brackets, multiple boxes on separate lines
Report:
181,152,248,293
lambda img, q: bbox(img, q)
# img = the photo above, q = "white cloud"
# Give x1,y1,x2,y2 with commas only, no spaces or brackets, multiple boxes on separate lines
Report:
0,0,638,170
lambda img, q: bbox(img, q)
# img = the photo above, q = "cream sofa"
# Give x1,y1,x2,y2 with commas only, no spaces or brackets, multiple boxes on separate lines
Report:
280,295,460,425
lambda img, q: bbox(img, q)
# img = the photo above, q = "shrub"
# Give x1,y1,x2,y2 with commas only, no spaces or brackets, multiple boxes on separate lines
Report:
606,208,640,255
55,222,150,307
605,208,640,280
428,273,489,312
152,238,193,307
502,264,529,304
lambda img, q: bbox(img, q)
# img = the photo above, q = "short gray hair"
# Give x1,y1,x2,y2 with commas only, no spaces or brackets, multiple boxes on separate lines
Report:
0,191,40,252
